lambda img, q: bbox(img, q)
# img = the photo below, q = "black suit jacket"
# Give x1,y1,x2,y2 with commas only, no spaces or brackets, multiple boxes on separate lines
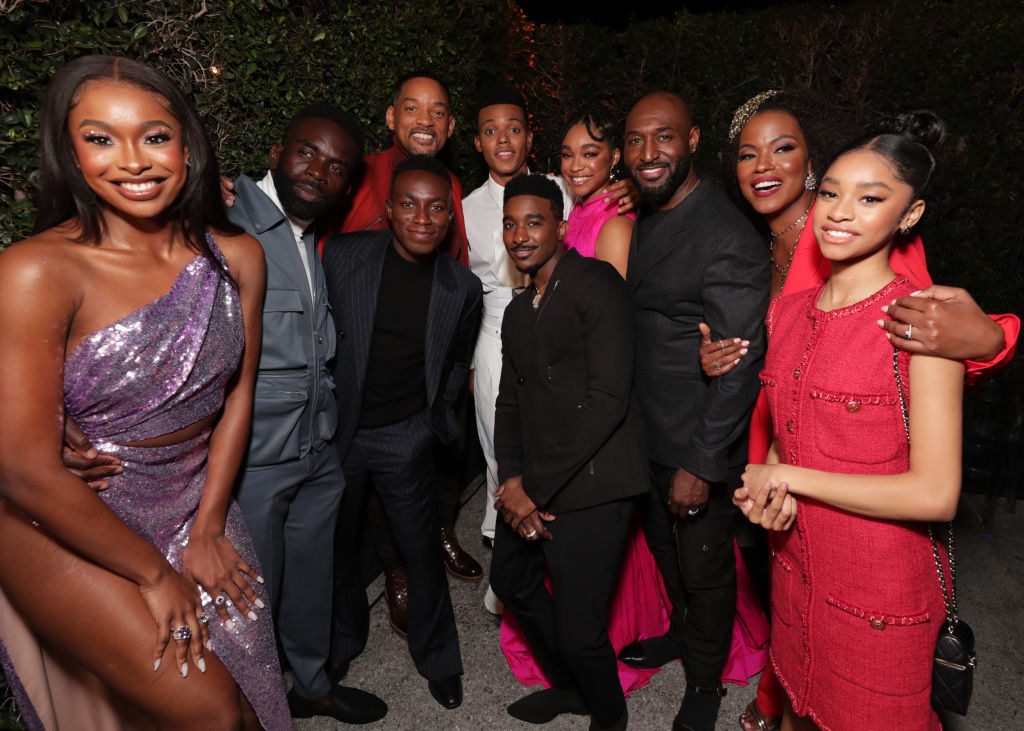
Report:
322,230,482,460
494,250,649,514
626,181,770,483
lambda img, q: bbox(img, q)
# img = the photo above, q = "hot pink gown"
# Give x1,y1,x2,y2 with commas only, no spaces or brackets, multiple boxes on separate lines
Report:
498,194,770,694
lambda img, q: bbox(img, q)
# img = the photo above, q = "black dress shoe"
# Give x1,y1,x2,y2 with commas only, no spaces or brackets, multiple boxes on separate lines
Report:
325,659,349,685
428,673,463,709
440,525,483,581
672,682,725,731
618,634,683,669
287,685,388,724
507,687,590,723
384,567,408,638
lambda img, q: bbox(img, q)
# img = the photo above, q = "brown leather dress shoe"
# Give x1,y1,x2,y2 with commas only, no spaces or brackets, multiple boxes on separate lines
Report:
384,567,408,638
440,525,483,582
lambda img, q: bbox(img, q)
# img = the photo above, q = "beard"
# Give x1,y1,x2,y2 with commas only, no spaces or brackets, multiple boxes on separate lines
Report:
272,167,339,222
632,156,692,207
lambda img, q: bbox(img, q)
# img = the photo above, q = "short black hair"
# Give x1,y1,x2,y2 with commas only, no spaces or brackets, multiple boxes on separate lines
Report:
504,174,563,221
392,71,450,106
475,83,527,122
284,103,364,156
393,155,452,191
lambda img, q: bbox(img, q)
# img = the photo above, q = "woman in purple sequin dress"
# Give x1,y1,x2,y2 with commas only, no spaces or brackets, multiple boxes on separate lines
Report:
0,57,290,729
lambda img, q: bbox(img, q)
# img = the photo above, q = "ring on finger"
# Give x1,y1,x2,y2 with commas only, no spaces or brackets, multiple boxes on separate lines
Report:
904,324,913,340
718,339,725,350
214,595,227,607
197,613,210,625
525,529,537,538
171,625,192,641
714,360,721,371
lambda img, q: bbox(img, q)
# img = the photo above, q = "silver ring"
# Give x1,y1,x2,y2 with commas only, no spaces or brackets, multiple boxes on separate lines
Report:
718,340,725,351
905,324,913,340
172,625,192,641
687,508,700,516
197,613,210,624
525,529,537,538
214,595,227,607
713,361,721,371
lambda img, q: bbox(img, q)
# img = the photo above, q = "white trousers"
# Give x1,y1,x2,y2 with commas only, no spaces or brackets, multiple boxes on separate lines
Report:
472,324,503,539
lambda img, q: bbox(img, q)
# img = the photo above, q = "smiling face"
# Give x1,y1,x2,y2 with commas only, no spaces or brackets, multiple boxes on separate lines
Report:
560,121,620,202
386,169,453,262
624,93,700,209
813,148,925,265
386,77,455,157
474,103,532,185
269,117,358,224
736,110,813,225
68,79,188,222
502,194,567,283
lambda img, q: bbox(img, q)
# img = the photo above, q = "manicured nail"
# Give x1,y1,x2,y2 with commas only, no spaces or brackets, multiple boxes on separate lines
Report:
254,598,265,609
225,619,234,631
256,575,265,584
197,658,207,674
153,658,161,672
206,639,213,651
741,340,750,346
909,290,922,296
247,611,258,621
876,319,885,327
880,305,890,313
180,662,188,678
739,348,748,355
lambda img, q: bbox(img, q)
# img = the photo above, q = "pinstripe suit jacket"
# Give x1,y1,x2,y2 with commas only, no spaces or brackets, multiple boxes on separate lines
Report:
322,230,482,461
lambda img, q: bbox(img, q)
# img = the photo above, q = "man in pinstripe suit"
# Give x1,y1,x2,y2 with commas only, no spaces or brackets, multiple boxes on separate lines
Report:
322,155,482,710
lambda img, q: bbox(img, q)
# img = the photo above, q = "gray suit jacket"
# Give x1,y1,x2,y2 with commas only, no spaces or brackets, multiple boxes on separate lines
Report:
227,174,338,468
322,230,481,461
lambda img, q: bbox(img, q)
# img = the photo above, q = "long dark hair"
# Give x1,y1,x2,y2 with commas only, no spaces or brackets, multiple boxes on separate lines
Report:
33,55,236,254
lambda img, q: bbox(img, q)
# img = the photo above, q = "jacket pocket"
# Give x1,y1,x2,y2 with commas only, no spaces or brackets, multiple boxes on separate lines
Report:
261,288,307,370
825,594,933,696
248,372,308,466
770,550,795,627
810,387,902,465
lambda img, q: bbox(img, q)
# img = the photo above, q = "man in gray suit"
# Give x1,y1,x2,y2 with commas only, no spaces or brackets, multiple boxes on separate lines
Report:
227,105,387,724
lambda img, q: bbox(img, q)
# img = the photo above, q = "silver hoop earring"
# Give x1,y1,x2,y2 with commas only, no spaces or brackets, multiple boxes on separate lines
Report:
804,171,817,190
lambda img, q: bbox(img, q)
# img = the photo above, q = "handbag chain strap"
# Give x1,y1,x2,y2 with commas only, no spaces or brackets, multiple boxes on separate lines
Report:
892,347,959,627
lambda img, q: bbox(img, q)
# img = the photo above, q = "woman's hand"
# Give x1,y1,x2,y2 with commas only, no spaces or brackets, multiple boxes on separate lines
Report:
699,322,748,377
181,532,264,627
734,479,797,531
138,565,211,678
879,285,1005,362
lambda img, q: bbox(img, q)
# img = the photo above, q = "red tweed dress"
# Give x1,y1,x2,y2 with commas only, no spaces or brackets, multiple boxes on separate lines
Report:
763,276,946,730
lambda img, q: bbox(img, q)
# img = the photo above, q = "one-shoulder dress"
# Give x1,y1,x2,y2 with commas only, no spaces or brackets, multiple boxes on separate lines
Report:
0,236,291,730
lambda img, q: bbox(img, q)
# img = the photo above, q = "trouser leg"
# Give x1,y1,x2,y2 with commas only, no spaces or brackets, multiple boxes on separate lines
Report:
472,327,502,539
641,464,688,651
545,499,633,727
330,447,373,667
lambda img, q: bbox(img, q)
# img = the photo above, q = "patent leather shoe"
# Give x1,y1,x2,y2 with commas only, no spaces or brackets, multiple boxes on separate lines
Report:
287,685,388,724
428,674,463,709
384,567,408,638
617,634,682,669
441,525,483,581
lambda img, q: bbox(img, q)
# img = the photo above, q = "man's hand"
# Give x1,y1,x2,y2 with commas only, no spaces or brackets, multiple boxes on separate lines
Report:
494,475,540,532
220,175,236,207
667,467,709,517
879,285,1004,362
603,178,640,215
516,508,556,541
63,418,121,491
699,322,747,378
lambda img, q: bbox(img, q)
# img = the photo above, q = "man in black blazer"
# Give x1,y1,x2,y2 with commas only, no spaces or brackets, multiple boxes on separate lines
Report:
618,92,770,730
490,175,648,731
321,156,482,710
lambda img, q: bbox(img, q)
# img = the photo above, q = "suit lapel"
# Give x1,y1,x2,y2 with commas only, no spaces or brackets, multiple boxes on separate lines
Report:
425,256,460,403
349,237,387,398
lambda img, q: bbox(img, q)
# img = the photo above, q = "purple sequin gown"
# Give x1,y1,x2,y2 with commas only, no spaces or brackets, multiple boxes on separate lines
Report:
0,236,291,729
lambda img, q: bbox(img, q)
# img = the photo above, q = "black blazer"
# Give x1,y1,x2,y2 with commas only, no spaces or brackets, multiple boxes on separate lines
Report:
494,250,648,514
626,181,770,483
322,230,482,460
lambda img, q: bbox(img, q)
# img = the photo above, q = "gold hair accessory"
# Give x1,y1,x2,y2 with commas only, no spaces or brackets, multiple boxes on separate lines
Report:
728,90,781,141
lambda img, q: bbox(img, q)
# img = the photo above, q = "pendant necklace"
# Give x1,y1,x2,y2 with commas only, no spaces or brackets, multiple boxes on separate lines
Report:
769,197,814,288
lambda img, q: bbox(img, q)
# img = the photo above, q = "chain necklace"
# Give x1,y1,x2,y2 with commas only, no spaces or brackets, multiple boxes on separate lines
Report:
531,282,547,310
768,197,814,288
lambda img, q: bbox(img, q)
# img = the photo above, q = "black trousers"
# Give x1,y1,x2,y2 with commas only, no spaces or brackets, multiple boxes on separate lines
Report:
330,411,462,680
489,498,634,727
641,462,737,688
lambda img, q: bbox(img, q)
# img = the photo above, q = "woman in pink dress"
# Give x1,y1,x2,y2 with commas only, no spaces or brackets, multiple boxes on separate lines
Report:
500,110,770,698
735,110,962,730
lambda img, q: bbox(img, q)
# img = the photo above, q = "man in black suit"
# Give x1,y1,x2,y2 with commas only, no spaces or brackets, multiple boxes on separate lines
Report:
616,92,769,731
490,175,648,731
321,156,482,710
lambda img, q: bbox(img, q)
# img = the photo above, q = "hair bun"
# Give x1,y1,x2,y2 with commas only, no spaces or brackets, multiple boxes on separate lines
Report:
874,110,946,151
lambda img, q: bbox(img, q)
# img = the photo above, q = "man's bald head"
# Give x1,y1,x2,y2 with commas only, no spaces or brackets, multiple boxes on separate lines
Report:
624,91,701,209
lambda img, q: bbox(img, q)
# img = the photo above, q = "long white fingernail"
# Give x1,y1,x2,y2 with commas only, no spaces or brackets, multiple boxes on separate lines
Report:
255,598,265,609
197,658,207,673
153,658,161,672
206,639,213,651
180,662,188,678
256,575,265,584
247,611,258,621
225,620,234,631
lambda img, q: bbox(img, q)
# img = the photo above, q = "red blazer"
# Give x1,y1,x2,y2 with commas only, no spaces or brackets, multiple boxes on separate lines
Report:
748,213,1020,463
317,139,469,268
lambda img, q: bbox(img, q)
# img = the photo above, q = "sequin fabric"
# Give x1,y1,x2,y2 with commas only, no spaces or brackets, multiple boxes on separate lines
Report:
60,235,290,729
